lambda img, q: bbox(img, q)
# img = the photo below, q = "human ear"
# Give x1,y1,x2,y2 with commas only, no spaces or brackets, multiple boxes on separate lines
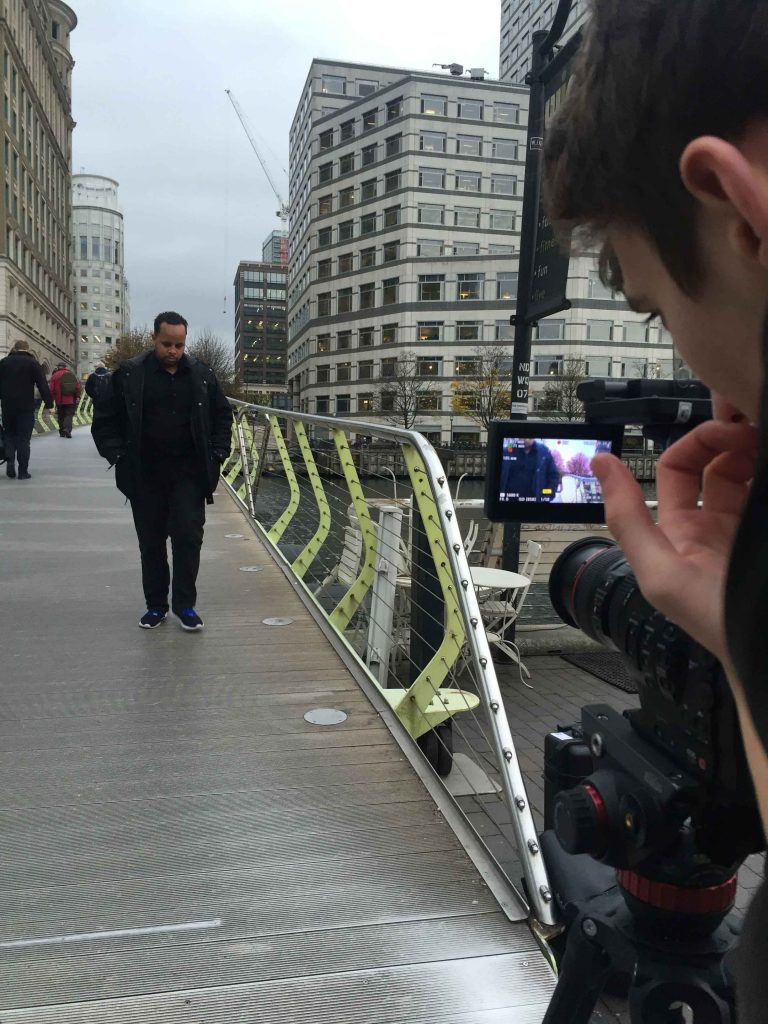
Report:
680,136,768,270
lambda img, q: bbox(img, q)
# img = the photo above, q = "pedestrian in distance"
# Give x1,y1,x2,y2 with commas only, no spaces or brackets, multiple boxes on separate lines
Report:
91,311,233,631
49,362,81,437
85,360,111,406
543,0,768,1016
0,339,54,479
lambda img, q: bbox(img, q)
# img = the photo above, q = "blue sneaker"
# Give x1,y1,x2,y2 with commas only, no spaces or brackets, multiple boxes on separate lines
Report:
139,608,167,629
173,607,204,631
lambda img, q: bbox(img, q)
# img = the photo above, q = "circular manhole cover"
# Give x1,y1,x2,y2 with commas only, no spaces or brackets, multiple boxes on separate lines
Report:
262,617,293,626
304,708,348,726
239,565,264,572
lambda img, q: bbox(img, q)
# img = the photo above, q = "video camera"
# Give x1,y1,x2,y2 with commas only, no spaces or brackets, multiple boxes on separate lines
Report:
485,379,763,1022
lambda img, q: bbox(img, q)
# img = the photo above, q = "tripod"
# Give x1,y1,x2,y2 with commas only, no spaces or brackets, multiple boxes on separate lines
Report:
540,832,740,1024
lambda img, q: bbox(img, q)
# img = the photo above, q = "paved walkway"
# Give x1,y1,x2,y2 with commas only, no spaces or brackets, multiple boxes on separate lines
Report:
0,429,554,1022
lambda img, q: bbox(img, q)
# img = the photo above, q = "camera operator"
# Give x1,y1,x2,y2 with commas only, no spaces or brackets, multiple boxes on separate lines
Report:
543,0,768,1014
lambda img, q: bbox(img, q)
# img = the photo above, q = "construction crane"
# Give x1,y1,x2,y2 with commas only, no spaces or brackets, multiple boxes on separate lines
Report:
225,88,289,224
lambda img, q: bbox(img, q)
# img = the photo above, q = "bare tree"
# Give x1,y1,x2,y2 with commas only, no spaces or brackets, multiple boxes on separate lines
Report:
373,352,440,430
449,344,512,430
103,328,152,371
538,355,587,421
186,328,242,398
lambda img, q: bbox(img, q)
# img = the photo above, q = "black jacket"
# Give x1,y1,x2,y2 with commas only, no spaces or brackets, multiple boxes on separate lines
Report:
91,351,233,503
84,366,110,401
0,351,54,413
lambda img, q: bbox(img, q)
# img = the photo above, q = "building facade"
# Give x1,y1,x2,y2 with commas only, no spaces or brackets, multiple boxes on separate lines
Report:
499,0,678,409
72,174,129,379
287,59,528,444
0,0,77,374
262,229,288,264
233,255,287,401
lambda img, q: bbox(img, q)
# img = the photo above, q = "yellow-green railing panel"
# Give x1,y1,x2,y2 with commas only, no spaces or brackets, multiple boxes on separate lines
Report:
291,421,331,580
329,429,378,632
266,414,301,546
223,419,243,485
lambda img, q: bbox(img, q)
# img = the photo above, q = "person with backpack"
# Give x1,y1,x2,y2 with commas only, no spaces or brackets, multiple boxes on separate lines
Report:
50,362,81,437
85,361,111,406
0,339,54,479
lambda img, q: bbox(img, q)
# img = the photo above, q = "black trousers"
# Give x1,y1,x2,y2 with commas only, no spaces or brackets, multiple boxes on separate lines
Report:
56,404,75,436
130,460,206,612
1,407,35,471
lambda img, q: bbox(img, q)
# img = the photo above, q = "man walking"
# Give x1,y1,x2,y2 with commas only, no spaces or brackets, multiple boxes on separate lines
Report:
91,312,233,631
49,362,81,437
0,340,55,479
85,360,110,406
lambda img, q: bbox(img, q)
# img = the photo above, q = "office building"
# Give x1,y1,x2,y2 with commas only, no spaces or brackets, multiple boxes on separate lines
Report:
499,0,678,408
72,174,129,378
287,59,528,444
262,229,288,264
234,249,288,400
0,0,77,371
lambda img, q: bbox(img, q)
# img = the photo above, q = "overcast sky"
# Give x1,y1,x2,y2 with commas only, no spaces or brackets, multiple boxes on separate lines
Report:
71,0,503,345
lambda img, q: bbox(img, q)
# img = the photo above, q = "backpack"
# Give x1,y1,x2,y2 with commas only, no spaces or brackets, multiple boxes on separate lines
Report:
86,370,111,405
59,370,77,396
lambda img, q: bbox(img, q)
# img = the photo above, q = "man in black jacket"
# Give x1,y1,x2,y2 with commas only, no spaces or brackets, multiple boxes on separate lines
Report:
91,312,233,631
0,339,55,479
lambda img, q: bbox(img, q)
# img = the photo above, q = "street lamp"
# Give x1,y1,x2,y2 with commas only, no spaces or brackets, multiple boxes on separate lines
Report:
448,412,454,447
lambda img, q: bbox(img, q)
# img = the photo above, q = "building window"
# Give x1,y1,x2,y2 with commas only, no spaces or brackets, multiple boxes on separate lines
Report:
489,243,515,254
417,322,443,341
417,357,441,377
623,322,648,343
361,178,377,201
337,394,351,414
588,271,614,299
386,97,403,120
420,130,447,152
534,357,564,376
494,102,520,123
385,133,402,156
318,226,332,247
453,241,480,256
317,293,331,317
421,94,447,115
340,119,355,141
419,166,444,188
359,281,376,308
338,288,353,313
418,203,444,224
455,206,480,228
322,75,346,95
339,186,355,208
360,211,377,235
383,205,401,227
358,79,378,96
455,357,478,375
587,357,612,377
317,364,331,383
457,273,484,300
457,321,481,340
587,319,613,341
537,318,565,341
360,246,377,268
381,356,397,377
417,393,441,412
339,152,354,174
497,272,518,299
493,139,518,160
338,219,354,241
496,319,514,341
384,169,402,193
359,360,374,380
338,252,354,274
319,128,334,150
79,235,87,259
456,171,481,192
457,135,482,156
362,108,378,131
383,240,400,262
382,324,398,345
317,334,330,353
491,210,515,231
491,174,516,194
359,327,374,347
319,162,333,183
458,98,483,119
358,393,375,414
318,194,333,216
417,238,443,257
336,331,352,351
382,278,399,304
362,143,377,166
337,361,352,382
418,274,444,301
316,396,330,414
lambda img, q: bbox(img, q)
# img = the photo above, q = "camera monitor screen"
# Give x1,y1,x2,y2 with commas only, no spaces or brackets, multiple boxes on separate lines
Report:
484,421,624,524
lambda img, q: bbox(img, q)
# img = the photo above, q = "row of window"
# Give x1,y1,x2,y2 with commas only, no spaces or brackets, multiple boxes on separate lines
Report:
321,126,519,162
318,79,520,126
6,228,70,317
241,270,286,285
315,272,515,316
537,318,670,343
316,236,516,281
317,174,518,218
76,234,121,265
315,201,516,247
318,147,519,188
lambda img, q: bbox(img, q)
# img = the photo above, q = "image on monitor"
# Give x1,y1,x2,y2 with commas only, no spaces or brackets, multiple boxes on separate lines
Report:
498,436,612,506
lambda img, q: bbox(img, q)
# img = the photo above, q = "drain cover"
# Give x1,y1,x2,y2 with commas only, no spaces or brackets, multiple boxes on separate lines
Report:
239,565,264,572
304,708,348,726
263,617,293,626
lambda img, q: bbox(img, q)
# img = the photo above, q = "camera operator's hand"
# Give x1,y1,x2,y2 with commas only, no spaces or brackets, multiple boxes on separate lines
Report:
591,413,758,666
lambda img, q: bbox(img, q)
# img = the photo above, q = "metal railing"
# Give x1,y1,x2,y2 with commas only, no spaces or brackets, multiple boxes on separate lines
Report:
221,401,557,930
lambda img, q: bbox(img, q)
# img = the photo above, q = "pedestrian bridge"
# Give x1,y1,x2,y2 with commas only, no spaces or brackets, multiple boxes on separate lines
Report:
0,424,556,1022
